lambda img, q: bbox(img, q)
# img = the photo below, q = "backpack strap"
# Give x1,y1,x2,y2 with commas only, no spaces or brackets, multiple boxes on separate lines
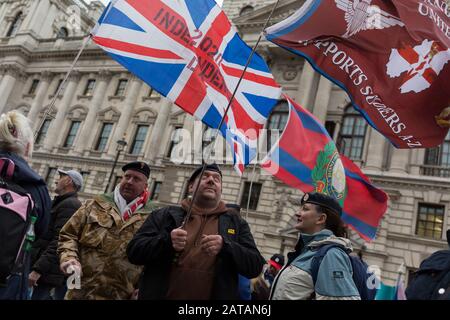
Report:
310,243,347,285
0,158,15,179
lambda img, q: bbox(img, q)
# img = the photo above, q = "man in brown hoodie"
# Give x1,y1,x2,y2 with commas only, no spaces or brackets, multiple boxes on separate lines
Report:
127,163,265,299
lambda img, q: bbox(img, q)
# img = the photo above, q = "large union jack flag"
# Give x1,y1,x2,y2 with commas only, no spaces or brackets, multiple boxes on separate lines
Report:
91,0,281,174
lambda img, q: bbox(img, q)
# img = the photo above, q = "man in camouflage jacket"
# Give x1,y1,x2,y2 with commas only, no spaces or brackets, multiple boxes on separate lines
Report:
58,162,155,300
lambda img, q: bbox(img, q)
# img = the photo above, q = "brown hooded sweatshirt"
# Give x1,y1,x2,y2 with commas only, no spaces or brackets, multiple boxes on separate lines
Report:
166,199,227,300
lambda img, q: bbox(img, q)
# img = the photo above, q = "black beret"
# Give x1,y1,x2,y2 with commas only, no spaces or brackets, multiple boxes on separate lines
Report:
188,163,222,184
300,192,342,216
122,161,150,178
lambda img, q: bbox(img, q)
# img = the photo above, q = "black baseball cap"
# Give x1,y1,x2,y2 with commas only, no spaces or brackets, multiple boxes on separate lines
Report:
188,163,222,184
122,161,150,178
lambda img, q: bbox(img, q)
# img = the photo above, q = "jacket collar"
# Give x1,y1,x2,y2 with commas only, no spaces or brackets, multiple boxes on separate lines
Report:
95,193,154,228
53,191,78,205
299,229,334,247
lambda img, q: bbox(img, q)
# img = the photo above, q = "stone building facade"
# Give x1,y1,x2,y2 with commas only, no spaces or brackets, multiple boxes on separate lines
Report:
0,0,449,287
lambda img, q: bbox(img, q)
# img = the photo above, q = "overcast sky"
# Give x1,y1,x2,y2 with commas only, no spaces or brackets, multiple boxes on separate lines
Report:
87,0,224,7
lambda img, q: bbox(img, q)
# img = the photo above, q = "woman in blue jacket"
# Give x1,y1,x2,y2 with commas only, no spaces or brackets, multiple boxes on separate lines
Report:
270,192,360,300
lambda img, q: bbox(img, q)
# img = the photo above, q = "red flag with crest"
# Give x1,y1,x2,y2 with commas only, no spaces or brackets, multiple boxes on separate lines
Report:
265,0,450,149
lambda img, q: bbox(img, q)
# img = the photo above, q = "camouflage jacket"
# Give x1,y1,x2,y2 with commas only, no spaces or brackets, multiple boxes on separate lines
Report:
57,193,155,300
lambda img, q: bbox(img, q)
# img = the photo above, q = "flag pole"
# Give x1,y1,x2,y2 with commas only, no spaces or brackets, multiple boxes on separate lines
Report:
180,0,282,229
34,34,92,140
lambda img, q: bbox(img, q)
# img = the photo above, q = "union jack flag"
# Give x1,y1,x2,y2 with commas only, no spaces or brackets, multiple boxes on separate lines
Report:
91,0,281,174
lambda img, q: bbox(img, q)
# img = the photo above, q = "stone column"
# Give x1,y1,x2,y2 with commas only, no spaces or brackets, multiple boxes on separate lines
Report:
74,71,110,154
39,3,58,37
28,71,53,122
25,0,50,35
313,76,332,124
147,99,172,162
0,65,23,114
296,62,319,111
178,114,194,164
193,120,204,164
409,149,425,175
44,71,80,151
389,148,410,173
108,76,143,157
20,0,40,31
363,128,386,171
0,3,8,24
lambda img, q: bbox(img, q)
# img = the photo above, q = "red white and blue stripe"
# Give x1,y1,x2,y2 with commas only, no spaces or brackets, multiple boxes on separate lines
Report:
92,0,281,174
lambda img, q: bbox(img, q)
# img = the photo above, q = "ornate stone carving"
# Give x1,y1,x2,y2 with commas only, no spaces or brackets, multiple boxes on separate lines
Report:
279,64,302,82
41,70,54,82
68,71,81,81
97,106,121,122
0,64,25,78
283,68,298,81
94,171,107,185
132,108,157,123
67,105,88,121
97,70,112,81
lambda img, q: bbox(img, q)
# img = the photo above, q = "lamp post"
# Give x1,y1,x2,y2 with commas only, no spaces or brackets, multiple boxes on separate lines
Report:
105,137,128,193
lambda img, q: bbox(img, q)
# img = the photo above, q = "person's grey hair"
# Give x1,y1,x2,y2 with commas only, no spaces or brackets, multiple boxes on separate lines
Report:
0,111,34,157
71,180,81,192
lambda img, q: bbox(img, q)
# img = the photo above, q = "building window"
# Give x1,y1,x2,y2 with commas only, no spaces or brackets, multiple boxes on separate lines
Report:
267,101,289,151
94,123,113,151
28,79,40,95
325,121,336,138
83,79,96,96
239,5,254,16
6,12,23,37
115,79,128,96
63,121,81,148
425,131,450,166
416,203,445,240
45,167,57,188
80,171,90,191
167,126,183,157
130,125,149,155
240,182,262,211
35,119,51,145
54,79,66,95
150,181,162,201
57,27,68,39
338,106,367,159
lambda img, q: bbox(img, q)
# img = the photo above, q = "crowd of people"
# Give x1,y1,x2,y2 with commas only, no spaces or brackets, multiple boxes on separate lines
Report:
0,110,449,300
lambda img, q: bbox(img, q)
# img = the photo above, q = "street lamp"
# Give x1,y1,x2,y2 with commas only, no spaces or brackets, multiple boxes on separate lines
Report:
105,137,128,193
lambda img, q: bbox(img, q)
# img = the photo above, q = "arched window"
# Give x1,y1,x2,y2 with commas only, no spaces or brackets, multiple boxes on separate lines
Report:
6,12,23,37
337,106,367,159
239,5,254,16
267,100,289,151
424,131,450,166
57,27,69,39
